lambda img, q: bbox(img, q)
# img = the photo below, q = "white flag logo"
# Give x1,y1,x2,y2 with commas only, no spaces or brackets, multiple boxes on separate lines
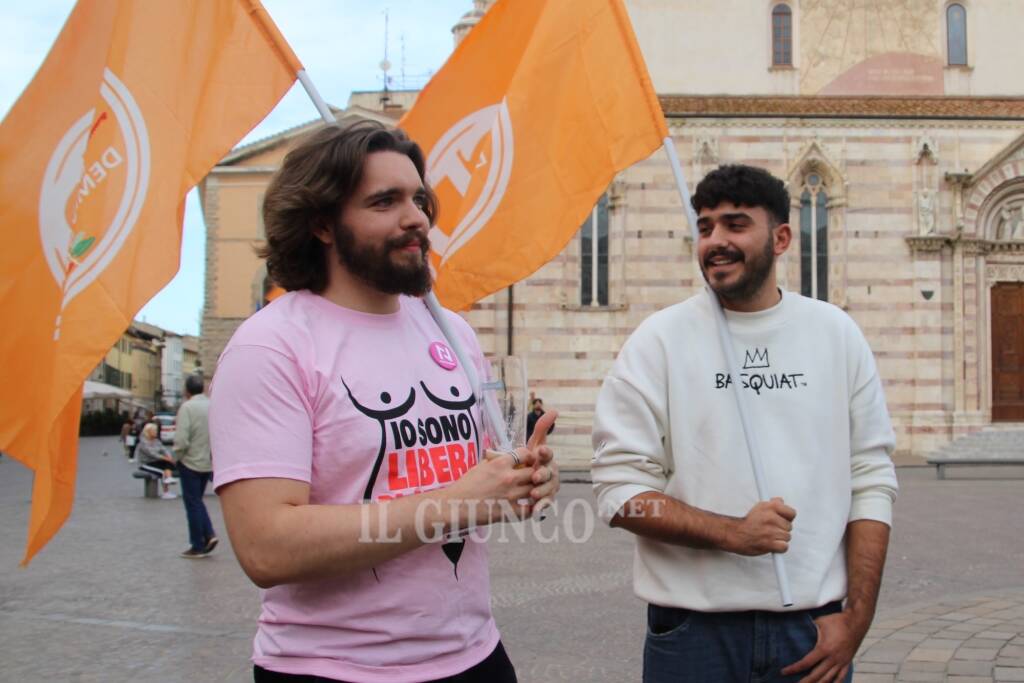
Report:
425,99,514,268
38,68,150,338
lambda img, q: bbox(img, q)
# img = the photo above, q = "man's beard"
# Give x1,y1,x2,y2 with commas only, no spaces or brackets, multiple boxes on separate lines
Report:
700,231,775,303
332,222,433,297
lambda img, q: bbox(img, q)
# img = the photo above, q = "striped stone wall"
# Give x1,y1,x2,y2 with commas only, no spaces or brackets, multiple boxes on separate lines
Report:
465,119,1024,466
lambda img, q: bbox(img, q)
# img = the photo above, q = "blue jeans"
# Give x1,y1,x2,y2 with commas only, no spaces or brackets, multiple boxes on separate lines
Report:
643,600,852,683
178,465,215,552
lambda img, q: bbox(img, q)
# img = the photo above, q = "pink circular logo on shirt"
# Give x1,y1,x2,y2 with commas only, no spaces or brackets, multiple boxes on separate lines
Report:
429,342,458,370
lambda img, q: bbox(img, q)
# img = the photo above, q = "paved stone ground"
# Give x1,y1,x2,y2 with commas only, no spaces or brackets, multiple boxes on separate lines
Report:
0,437,1022,682
855,590,1024,683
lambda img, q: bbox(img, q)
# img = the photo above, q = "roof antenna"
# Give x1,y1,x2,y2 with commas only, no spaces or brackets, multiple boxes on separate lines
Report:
379,9,392,108
400,33,406,90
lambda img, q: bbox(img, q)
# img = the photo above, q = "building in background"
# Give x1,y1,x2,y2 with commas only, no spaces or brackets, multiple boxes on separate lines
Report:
160,332,200,410
91,334,134,395
128,322,164,410
198,0,1024,465
87,322,162,412
182,336,200,378
160,333,184,410
86,322,199,415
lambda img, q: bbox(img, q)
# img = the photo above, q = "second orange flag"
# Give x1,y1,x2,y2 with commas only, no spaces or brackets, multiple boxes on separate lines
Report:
401,0,668,312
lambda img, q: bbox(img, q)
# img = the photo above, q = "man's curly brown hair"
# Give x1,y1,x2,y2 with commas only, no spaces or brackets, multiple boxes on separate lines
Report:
258,121,438,293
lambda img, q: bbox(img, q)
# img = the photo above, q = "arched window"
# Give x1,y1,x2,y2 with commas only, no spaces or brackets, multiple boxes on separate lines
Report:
947,4,967,66
580,193,609,306
800,173,828,301
772,4,793,67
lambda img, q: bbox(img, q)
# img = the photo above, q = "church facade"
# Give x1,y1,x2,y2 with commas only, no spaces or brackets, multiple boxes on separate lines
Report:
200,0,1024,466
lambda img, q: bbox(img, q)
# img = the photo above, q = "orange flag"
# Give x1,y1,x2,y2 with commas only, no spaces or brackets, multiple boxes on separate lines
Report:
401,0,667,311
0,0,301,564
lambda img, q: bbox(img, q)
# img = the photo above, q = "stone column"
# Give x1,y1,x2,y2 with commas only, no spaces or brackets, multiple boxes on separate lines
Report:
952,236,966,420
905,235,950,455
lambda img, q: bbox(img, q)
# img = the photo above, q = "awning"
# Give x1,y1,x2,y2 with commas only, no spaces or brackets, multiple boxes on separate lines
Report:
82,380,132,400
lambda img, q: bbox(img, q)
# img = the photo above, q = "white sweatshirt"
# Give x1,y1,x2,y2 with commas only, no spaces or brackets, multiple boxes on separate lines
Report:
592,289,898,612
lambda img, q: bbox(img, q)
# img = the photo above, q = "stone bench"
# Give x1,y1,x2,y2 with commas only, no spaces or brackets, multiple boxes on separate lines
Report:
132,470,161,498
926,456,1024,480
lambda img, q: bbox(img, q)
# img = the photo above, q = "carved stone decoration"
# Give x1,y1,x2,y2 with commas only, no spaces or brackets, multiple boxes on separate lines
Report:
986,193,1024,242
965,164,1024,236
695,135,718,163
997,204,1024,240
996,207,1014,240
787,136,840,179
906,235,949,253
961,238,987,255
913,135,940,234
987,241,1024,254
902,235,1024,255
914,135,938,164
986,264,1024,283
945,171,973,233
693,134,720,180
917,189,936,236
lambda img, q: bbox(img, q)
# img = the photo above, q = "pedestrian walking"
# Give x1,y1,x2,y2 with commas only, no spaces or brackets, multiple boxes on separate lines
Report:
173,374,217,559
525,398,555,443
120,417,135,460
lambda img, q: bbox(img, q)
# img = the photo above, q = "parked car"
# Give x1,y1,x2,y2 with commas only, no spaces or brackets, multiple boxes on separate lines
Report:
154,413,176,445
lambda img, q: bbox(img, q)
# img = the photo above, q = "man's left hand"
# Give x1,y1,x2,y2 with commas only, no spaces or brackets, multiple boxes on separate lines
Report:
780,610,866,683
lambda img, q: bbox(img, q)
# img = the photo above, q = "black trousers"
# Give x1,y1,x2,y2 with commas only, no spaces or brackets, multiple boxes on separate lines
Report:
254,641,517,683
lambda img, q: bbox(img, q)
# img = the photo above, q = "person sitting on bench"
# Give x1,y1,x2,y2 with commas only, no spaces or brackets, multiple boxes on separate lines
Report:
137,423,178,499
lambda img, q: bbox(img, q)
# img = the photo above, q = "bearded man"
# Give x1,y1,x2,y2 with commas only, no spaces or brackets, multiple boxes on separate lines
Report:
591,164,898,683
209,121,558,683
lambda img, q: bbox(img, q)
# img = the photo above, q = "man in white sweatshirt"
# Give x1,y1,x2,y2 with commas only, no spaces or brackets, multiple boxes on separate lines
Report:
592,164,898,683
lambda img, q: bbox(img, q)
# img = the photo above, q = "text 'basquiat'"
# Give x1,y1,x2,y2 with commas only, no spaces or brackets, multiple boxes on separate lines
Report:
714,372,807,395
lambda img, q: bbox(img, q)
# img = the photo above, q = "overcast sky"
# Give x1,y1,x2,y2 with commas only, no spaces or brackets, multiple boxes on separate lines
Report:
2,1,471,335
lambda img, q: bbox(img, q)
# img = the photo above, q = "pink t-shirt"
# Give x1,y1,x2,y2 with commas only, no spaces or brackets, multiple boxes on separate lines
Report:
209,290,498,682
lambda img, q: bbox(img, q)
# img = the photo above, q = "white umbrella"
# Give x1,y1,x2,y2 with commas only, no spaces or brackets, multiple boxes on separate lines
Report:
82,380,132,400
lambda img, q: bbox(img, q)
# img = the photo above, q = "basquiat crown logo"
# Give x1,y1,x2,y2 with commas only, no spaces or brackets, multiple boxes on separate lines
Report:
716,345,806,396
39,68,150,339
743,347,770,370
425,99,514,270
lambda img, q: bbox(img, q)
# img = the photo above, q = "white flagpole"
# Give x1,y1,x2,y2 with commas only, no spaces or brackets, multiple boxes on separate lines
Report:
297,71,337,123
421,293,512,454
661,137,794,607
294,69,513,454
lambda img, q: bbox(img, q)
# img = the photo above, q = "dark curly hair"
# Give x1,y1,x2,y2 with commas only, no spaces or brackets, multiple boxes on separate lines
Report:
258,120,438,292
691,164,789,226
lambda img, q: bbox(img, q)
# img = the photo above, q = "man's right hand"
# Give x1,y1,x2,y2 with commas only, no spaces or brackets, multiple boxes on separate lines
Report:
724,497,796,556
